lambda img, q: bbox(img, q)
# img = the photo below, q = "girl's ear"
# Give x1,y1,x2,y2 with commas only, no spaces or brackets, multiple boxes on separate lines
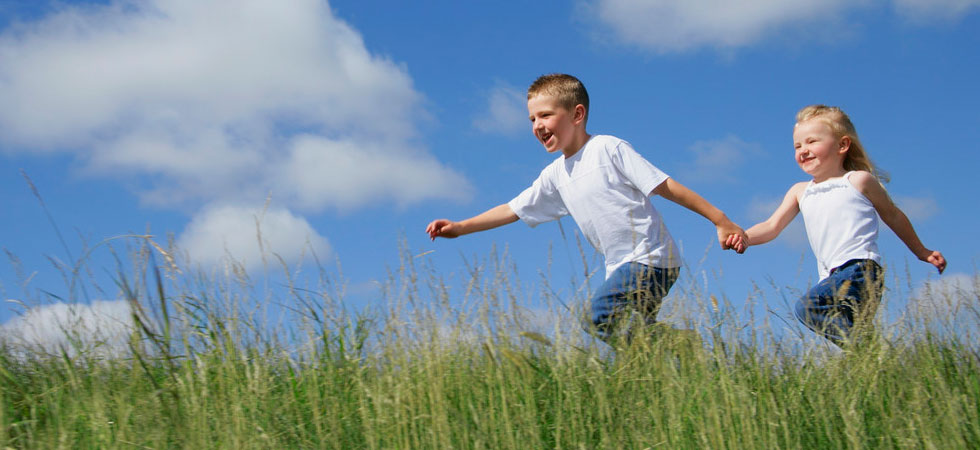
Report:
838,135,851,154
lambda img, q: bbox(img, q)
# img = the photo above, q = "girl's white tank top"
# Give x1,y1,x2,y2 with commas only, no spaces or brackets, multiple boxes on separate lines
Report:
798,171,882,281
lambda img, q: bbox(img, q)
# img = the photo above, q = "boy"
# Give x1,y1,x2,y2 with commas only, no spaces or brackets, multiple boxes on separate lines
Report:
426,74,745,343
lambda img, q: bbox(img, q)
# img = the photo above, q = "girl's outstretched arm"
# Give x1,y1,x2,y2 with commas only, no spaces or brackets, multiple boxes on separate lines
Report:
738,182,808,249
426,204,519,240
850,171,946,273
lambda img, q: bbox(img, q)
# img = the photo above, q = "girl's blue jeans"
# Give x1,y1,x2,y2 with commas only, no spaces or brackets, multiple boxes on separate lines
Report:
795,259,883,346
588,262,679,343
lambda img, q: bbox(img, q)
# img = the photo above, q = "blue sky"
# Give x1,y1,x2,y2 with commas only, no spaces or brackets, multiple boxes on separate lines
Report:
1,0,978,349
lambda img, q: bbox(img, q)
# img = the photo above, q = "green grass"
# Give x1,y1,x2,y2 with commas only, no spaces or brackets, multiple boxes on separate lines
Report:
1,241,978,449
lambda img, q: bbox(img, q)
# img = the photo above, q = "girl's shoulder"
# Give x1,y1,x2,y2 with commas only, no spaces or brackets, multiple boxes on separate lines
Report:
845,170,887,198
845,170,877,185
789,180,810,196
782,181,808,205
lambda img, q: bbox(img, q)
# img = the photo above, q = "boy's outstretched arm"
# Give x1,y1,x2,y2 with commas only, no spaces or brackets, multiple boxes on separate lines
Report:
850,171,946,273
652,178,746,253
426,204,519,240
736,182,807,249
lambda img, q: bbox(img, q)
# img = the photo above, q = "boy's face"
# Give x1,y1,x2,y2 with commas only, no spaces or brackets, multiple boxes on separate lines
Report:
528,94,583,154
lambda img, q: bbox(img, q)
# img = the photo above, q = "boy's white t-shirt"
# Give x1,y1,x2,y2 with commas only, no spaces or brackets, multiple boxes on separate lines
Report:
508,135,681,279
798,171,882,281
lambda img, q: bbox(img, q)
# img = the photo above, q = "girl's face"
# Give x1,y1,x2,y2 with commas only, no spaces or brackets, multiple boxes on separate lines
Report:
793,119,849,182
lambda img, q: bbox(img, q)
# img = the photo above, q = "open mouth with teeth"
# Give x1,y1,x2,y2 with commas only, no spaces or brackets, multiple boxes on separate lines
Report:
539,131,555,146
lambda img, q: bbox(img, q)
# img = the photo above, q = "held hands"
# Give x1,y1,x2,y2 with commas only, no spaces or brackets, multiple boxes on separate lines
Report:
426,219,461,240
717,220,748,254
725,234,747,254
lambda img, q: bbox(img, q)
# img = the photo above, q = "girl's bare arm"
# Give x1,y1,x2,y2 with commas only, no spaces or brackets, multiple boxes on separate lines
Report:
850,171,946,273
743,182,807,247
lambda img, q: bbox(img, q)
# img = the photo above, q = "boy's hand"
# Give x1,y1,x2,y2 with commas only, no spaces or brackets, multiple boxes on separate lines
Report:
426,219,462,240
717,221,747,254
425,205,519,241
922,250,947,274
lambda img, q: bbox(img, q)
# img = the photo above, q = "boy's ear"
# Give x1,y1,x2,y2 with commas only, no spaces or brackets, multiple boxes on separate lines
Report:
573,104,587,124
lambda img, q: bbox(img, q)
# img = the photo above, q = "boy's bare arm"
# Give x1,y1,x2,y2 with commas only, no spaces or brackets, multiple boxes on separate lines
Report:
652,178,746,252
426,204,519,240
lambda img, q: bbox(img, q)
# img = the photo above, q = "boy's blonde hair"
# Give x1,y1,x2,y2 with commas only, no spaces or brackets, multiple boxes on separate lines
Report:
796,104,889,183
528,74,589,122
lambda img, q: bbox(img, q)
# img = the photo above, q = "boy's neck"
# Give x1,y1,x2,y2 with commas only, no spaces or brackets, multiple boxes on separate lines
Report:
561,131,592,158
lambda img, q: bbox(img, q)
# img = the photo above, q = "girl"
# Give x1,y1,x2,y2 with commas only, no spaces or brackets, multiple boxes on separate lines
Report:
729,105,946,346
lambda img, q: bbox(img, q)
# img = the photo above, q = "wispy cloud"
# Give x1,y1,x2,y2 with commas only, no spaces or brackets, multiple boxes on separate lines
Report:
472,83,527,136
677,135,764,184
893,0,980,21
893,195,940,221
588,0,855,53
587,0,978,53
893,273,980,342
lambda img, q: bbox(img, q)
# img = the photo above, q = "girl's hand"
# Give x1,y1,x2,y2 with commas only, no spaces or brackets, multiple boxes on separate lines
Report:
923,250,947,274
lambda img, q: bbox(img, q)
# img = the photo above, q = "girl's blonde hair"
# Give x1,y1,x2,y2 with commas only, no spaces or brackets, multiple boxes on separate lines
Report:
796,105,889,183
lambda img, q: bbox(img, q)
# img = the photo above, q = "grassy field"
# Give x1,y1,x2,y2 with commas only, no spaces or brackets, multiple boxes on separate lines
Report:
1,241,978,449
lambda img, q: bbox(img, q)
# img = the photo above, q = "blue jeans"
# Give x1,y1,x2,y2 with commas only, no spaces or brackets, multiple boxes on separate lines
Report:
795,259,883,346
588,262,679,343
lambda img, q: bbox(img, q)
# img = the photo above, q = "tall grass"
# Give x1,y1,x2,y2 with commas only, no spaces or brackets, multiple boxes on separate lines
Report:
1,237,978,449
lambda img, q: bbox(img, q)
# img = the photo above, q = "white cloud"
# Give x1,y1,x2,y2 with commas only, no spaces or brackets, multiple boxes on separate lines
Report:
908,273,978,320
893,0,980,21
678,135,763,184
274,135,471,211
177,204,330,270
0,0,470,210
473,84,528,136
747,196,808,249
893,195,940,221
0,300,134,358
588,0,979,53
588,0,855,53
887,272,980,344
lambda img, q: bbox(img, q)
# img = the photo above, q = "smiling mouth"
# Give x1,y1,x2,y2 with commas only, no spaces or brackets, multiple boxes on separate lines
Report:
540,132,554,145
